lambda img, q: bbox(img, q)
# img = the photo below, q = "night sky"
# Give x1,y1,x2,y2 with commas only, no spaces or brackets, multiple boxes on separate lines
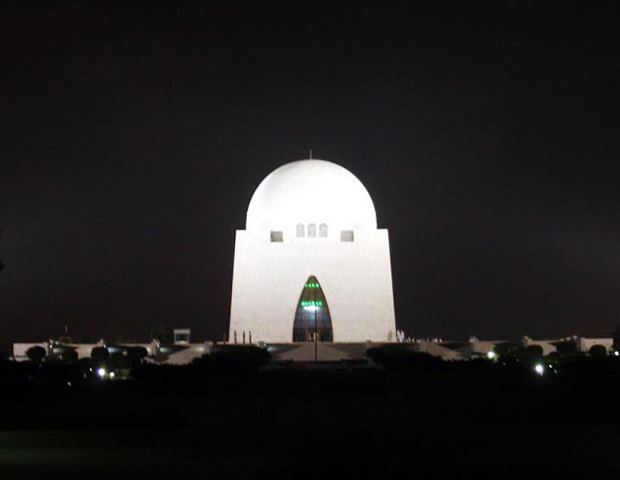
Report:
1,1,619,350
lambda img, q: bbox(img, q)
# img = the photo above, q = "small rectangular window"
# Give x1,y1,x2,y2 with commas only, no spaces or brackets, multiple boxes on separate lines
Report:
270,231,283,242
340,230,354,242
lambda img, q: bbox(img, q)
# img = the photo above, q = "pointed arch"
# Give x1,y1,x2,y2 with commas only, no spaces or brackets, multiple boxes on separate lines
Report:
293,276,333,342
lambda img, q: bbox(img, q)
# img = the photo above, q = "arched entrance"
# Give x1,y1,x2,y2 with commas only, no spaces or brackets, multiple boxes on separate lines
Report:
292,276,333,342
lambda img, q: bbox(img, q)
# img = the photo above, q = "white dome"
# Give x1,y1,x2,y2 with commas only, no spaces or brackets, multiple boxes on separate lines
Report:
246,159,377,231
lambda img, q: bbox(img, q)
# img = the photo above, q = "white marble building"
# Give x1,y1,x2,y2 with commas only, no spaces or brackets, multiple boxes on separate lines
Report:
229,159,397,343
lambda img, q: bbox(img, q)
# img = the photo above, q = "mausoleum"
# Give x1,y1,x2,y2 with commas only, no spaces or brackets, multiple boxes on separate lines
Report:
229,159,396,343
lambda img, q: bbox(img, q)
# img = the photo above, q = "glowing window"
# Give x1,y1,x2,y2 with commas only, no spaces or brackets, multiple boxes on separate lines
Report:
308,223,316,237
340,230,354,242
293,275,333,342
296,224,305,237
270,231,283,242
319,223,327,237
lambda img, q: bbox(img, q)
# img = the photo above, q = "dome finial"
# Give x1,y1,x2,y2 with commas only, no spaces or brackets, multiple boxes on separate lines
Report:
309,149,312,159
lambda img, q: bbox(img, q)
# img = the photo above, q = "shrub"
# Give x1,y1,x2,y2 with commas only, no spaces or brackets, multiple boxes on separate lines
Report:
526,345,544,359
367,345,444,370
556,340,578,357
39,363,83,388
26,346,46,363
91,346,110,362
61,349,78,363
206,345,271,372
589,344,607,357
77,357,94,369
127,346,148,363
546,351,561,365
107,352,132,370
494,343,526,359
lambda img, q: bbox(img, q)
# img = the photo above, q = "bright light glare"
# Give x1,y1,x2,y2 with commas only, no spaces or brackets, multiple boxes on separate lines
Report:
487,351,496,360
615,351,619,357
109,372,115,379
534,364,544,376
97,368,106,378
304,306,319,311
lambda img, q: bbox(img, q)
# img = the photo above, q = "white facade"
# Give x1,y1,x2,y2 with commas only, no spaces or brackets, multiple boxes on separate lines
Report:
229,159,396,343
576,337,614,353
12,341,212,364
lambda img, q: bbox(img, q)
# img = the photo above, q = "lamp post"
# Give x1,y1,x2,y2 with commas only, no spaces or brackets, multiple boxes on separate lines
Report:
314,283,319,362
314,305,318,362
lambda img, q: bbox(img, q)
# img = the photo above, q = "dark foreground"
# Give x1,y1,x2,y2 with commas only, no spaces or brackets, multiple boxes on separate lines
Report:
3,424,620,479
3,359,620,479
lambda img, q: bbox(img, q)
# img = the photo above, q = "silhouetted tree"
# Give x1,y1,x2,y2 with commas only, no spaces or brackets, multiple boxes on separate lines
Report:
108,352,131,370
203,345,271,372
589,344,607,357
494,342,526,359
26,346,46,362
127,346,148,365
77,357,93,370
91,346,109,362
546,351,561,365
526,345,544,358
555,340,578,357
367,345,444,370
61,350,78,363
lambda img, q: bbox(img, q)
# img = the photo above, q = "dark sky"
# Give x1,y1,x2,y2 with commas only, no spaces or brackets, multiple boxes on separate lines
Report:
1,1,619,350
